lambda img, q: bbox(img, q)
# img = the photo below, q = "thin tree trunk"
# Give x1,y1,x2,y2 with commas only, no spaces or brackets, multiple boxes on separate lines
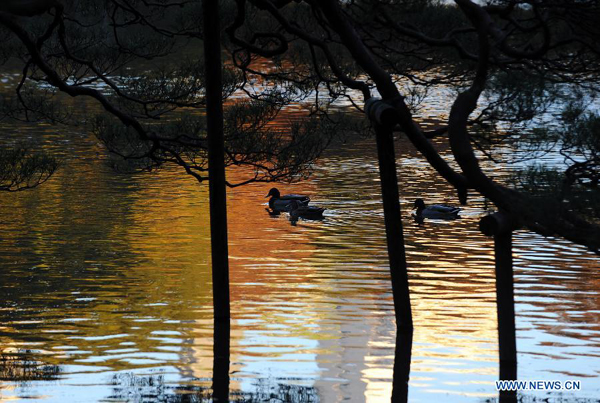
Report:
202,0,230,400
374,124,413,331
495,232,517,378
495,232,517,403
392,328,413,402
316,2,413,330
212,319,230,401
480,213,517,402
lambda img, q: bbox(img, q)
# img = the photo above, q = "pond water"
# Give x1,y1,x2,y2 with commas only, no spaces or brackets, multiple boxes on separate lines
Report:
0,83,599,402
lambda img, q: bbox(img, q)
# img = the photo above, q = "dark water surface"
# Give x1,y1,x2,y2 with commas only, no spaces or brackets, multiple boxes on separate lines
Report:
0,79,599,402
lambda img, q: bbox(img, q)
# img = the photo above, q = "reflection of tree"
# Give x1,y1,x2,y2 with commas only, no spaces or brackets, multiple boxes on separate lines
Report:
108,373,319,403
0,349,60,383
485,396,599,403
392,331,412,403
235,379,318,403
0,162,144,347
0,145,57,191
0,167,214,370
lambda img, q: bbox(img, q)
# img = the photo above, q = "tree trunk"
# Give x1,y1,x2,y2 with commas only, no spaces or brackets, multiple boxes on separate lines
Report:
202,0,230,400
374,124,413,331
392,328,413,402
495,232,517,403
480,213,517,402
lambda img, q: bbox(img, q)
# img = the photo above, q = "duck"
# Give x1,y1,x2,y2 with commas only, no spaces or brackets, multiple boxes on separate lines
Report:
288,200,325,223
266,188,310,211
413,198,460,219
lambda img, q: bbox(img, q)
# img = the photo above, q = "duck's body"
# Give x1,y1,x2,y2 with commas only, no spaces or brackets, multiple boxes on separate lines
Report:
413,198,460,219
266,188,310,211
288,200,325,222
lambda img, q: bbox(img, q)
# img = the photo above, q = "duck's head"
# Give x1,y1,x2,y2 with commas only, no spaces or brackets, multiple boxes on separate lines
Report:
413,198,426,210
266,188,280,198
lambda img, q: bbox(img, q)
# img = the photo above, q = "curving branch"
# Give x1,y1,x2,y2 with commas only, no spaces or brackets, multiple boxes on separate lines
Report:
230,0,600,252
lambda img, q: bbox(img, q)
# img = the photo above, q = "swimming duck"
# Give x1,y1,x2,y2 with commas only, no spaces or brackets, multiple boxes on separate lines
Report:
266,188,310,211
413,198,460,219
288,200,325,222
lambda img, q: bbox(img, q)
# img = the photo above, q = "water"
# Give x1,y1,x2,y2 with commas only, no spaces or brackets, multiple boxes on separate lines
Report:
1,95,599,402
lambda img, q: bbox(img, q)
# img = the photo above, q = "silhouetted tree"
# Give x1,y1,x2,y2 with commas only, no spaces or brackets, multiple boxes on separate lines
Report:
0,1,346,355
225,0,600,256
201,0,231,400
0,1,335,185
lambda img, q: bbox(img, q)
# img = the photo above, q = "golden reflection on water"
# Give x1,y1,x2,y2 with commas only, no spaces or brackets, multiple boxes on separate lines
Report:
0,98,599,402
